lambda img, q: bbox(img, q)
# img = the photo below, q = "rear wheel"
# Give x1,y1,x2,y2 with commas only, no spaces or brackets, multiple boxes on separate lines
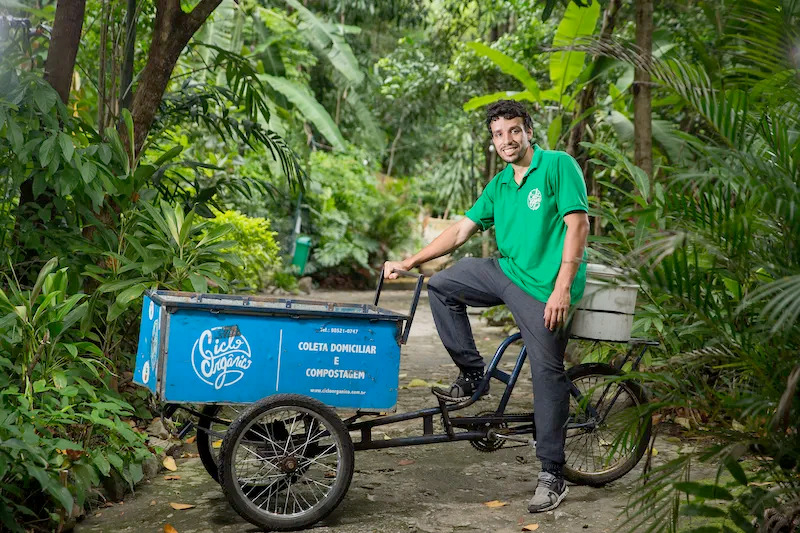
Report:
196,405,242,483
563,363,651,486
220,394,354,531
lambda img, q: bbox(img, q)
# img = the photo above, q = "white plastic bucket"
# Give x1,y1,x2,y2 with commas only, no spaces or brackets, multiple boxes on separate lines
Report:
571,264,639,342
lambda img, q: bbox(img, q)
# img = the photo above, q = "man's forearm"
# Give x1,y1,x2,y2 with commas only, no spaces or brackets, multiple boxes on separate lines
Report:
402,219,477,269
554,215,589,292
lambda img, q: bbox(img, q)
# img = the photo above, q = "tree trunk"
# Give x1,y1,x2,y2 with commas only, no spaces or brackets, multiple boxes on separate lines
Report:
43,0,86,104
634,0,654,182
386,126,402,177
120,0,137,111
129,0,222,156
20,0,86,216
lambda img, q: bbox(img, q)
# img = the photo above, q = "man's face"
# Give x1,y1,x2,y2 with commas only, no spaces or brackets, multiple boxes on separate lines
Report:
490,116,532,164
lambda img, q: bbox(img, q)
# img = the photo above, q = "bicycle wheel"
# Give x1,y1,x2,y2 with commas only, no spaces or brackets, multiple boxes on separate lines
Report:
220,394,354,531
196,404,242,483
563,363,651,486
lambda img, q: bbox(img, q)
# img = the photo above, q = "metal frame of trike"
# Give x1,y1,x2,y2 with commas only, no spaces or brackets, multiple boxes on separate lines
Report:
344,333,659,452
162,269,657,455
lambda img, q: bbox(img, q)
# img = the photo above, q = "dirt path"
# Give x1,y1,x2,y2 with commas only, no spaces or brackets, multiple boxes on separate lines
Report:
74,288,692,533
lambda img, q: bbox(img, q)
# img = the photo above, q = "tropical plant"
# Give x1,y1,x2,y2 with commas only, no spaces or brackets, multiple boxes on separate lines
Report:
464,1,602,149
0,258,152,532
577,0,800,522
303,149,418,276
203,209,281,291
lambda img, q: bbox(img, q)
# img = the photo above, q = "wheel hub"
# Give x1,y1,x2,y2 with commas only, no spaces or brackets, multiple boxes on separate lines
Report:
278,455,299,473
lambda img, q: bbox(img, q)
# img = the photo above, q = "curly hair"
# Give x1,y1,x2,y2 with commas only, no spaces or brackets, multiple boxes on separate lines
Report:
485,100,533,134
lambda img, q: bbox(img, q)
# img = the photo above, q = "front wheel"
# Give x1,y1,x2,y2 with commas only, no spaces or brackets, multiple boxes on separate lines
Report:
563,363,651,487
220,394,354,531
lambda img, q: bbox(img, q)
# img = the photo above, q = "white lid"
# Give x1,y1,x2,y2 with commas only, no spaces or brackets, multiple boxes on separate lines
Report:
585,263,639,287
586,263,625,278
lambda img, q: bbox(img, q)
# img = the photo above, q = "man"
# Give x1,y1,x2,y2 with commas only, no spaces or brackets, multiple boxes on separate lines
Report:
383,100,590,513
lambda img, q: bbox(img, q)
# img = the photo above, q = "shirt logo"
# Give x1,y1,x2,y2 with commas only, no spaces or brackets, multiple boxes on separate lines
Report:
527,188,542,211
191,326,252,389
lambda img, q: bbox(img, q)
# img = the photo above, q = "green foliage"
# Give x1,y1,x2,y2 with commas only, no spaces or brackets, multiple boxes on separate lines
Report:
549,0,600,100
282,0,365,87
261,74,347,150
0,259,91,400
304,149,418,275
0,259,151,531
83,199,240,341
586,10,800,519
204,209,281,291
464,42,540,101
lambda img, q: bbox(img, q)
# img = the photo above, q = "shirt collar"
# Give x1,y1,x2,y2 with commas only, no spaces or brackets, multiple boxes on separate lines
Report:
498,144,543,186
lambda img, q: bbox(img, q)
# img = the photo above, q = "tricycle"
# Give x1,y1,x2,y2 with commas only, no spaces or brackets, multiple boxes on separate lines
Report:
133,271,654,531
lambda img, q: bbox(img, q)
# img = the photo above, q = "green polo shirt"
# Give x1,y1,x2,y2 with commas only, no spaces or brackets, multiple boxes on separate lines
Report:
465,145,588,304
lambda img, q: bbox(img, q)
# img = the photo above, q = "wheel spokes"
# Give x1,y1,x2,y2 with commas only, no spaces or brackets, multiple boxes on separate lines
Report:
231,406,342,517
566,375,644,475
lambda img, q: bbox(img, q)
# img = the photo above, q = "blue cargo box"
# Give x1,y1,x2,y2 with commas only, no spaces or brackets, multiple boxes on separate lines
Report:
133,291,406,411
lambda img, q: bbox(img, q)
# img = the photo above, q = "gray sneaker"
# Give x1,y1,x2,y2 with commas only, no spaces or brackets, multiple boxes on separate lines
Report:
527,471,568,512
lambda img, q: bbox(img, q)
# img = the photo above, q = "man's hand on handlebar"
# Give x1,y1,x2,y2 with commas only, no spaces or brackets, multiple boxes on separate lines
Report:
383,260,412,279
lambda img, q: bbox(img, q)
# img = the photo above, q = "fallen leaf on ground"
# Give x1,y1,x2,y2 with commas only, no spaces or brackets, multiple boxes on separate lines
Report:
180,452,199,458
150,500,156,506
163,456,178,471
649,448,659,456
185,435,196,444
164,475,181,480
484,500,508,508
398,459,415,466
407,378,431,388
522,525,539,532
169,502,195,510
212,440,222,449
164,525,178,533
324,471,336,478
57,448,85,460
675,417,691,430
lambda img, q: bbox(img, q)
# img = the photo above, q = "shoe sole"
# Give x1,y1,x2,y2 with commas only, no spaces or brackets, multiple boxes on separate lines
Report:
527,486,568,513
431,388,489,404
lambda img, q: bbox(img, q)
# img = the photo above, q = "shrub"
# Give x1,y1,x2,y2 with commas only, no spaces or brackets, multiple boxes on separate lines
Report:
304,149,419,276
0,259,152,531
204,209,281,291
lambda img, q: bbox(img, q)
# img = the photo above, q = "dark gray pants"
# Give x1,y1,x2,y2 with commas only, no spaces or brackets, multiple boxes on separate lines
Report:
427,257,569,470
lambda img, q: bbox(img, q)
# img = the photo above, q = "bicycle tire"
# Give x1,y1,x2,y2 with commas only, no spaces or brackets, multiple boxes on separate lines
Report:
196,405,241,483
220,394,354,531
563,363,651,487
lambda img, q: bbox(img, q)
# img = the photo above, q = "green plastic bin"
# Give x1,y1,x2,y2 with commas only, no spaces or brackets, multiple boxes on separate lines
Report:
292,236,312,275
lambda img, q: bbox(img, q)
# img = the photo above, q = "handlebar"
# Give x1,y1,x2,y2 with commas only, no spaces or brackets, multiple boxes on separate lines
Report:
374,268,425,345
